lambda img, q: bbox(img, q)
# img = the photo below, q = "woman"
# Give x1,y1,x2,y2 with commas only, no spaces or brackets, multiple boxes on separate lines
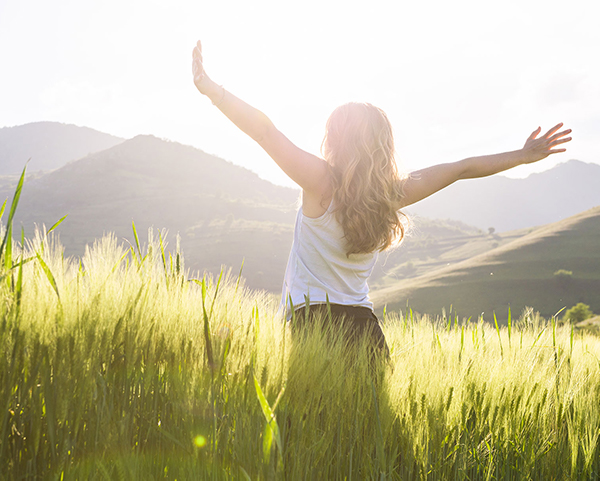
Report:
192,40,572,354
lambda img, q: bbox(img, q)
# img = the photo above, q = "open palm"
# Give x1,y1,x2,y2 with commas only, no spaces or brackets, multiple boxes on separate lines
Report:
522,123,572,164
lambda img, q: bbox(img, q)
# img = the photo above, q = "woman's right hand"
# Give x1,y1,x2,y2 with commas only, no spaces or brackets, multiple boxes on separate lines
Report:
189,40,329,197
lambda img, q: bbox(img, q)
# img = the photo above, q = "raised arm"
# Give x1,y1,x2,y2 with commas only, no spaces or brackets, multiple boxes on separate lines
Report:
400,124,572,208
192,41,329,196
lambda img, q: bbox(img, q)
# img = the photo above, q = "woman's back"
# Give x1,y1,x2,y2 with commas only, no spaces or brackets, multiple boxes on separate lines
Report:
281,200,377,318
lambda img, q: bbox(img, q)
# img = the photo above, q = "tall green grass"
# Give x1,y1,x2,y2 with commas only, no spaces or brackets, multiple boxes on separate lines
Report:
2,173,600,479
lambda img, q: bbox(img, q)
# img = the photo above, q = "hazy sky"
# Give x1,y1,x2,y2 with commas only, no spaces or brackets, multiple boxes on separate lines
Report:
1,0,598,187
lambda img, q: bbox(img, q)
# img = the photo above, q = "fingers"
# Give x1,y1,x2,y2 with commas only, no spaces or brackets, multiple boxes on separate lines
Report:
192,40,203,62
528,124,572,146
548,128,572,142
545,124,572,155
192,47,202,62
192,56,201,73
192,40,205,84
542,122,563,139
549,136,572,147
527,127,541,141
523,123,572,160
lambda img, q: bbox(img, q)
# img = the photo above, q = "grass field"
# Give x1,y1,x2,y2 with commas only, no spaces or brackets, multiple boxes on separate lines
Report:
2,224,600,479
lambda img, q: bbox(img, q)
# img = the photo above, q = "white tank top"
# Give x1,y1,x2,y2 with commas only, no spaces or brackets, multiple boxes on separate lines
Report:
280,200,377,319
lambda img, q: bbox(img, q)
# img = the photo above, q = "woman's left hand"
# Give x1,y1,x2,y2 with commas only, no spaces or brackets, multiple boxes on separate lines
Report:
521,123,572,164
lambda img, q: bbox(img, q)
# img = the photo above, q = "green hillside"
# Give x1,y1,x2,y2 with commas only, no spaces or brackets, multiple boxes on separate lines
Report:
372,206,600,322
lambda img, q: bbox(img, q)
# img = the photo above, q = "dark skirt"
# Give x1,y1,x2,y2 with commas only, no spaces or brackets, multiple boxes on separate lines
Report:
291,303,389,358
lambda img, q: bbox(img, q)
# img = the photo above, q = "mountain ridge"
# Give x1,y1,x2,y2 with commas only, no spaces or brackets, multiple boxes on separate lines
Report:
407,159,600,232
0,121,124,174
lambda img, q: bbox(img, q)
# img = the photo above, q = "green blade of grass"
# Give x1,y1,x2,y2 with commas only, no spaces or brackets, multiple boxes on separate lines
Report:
0,162,27,261
11,255,36,269
15,228,24,314
158,230,168,281
254,375,283,466
196,278,215,372
122,241,140,268
218,335,231,383
371,380,387,473
262,419,274,464
532,327,546,347
325,293,333,323
239,467,252,481
493,312,503,357
507,306,512,346
47,215,68,234
111,249,131,274
36,252,60,301
234,258,244,295
0,198,6,221
209,269,224,319
4,224,12,272
132,221,142,259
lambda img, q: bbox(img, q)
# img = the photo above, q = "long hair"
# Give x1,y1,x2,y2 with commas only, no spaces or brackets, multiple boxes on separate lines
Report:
322,102,408,256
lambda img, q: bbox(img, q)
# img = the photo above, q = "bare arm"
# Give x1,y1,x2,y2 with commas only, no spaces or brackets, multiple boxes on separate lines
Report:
192,41,329,197
400,124,572,208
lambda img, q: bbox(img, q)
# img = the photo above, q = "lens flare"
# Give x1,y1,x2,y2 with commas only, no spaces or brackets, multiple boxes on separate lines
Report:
193,435,207,448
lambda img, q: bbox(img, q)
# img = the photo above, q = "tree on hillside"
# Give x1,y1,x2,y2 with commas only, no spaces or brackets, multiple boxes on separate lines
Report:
554,269,573,289
562,302,593,324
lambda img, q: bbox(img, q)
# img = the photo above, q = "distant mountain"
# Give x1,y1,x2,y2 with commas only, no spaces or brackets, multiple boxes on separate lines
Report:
371,206,600,322
407,160,600,232
0,122,124,174
2,135,299,291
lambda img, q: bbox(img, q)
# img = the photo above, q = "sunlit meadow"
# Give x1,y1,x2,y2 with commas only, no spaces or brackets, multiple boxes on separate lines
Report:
2,171,600,479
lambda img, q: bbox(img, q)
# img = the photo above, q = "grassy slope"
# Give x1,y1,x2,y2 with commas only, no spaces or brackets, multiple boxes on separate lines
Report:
372,206,600,322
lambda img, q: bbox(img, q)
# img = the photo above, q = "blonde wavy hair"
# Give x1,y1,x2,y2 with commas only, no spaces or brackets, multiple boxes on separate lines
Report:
322,102,408,256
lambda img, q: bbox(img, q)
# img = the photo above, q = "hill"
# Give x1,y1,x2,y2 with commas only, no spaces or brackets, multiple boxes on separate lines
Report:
0,122,124,174
2,135,299,291
371,206,600,322
407,160,600,231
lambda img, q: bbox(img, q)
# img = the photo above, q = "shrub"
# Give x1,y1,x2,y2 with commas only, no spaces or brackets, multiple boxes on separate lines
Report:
563,302,594,323
554,269,573,278
554,269,573,288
